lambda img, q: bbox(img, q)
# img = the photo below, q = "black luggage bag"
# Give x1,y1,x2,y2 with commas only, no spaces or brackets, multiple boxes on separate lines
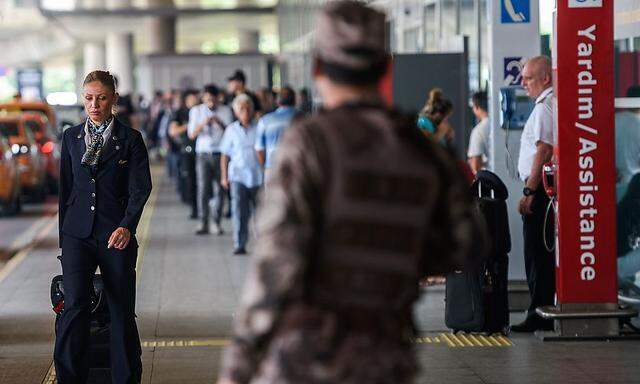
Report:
445,170,511,334
51,256,111,369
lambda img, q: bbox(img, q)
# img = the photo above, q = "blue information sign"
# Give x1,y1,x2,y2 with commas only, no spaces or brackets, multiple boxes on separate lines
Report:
501,0,530,24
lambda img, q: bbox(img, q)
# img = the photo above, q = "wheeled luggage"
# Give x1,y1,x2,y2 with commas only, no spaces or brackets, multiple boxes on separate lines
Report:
51,256,111,370
445,170,511,334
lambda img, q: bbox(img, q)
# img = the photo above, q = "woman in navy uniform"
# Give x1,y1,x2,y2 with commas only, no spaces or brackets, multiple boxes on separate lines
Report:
55,70,152,384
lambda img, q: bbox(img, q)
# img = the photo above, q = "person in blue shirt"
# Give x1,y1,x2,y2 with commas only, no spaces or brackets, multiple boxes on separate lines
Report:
220,94,263,255
417,88,454,147
254,86,298,186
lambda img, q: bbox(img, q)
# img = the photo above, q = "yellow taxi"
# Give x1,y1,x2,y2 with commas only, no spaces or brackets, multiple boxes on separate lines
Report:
0,134,21,215
0,101,57,133
0,115,47,201
23,113,60,194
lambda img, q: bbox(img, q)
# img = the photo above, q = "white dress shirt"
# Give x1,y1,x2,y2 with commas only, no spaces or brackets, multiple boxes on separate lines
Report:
518,87,554,181
187,103,233,154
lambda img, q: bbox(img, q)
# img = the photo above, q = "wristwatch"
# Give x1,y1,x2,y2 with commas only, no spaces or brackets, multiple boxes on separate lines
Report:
523,187,534,196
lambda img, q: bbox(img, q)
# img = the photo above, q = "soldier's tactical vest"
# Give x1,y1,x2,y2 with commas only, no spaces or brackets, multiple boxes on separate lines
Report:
309,104,442,314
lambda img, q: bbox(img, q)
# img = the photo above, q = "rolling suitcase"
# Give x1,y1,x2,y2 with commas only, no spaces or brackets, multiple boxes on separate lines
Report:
51,256,111,371
445,170,511,334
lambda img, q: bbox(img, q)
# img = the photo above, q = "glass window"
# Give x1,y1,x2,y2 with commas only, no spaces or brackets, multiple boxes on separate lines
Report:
24,120,40,134
615,36,640,295
404,27,420,53
615,102,640,296
23,123,35,144
424,4,437,52
0,122,19,137
389,19,397,53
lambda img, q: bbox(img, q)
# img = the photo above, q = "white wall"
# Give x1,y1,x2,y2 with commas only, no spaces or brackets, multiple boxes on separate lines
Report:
488,0,541,280
137,53,273,98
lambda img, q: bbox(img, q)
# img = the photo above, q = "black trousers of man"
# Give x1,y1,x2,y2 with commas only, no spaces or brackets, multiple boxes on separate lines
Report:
55,234,142,384
180,150,198,218
522,187,556,325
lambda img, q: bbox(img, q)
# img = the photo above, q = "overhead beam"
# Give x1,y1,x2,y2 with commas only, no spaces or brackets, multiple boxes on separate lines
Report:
38,5,276,18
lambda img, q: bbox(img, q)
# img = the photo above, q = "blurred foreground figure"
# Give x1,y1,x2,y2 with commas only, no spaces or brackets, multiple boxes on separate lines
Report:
218,2,481,383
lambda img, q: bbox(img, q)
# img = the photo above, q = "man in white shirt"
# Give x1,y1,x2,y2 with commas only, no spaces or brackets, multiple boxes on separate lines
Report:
467,91,490,174
512,56,555,333
188,84,234,235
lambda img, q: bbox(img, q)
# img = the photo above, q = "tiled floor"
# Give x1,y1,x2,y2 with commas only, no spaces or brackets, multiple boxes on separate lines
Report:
2,168,640,383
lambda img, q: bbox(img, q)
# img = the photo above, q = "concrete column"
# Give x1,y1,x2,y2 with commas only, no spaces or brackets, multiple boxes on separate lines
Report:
104,0,134,94
142,0,176,54
148,17,176,54
238,29,260,53
83,41,106,76
106,33,134,94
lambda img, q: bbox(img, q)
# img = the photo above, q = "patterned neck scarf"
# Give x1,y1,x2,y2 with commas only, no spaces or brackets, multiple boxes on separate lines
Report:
81,116,113,166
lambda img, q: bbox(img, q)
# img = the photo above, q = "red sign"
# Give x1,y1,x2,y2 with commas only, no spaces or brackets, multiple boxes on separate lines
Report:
555,0,617,303
379,59,394,106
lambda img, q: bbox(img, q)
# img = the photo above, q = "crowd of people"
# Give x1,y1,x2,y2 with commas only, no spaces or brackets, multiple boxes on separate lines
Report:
135,70,308,254
53,1,640,383
135,70,496,259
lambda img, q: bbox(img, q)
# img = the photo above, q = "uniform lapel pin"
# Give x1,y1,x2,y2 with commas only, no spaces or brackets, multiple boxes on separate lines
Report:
115,145,120,150
77,134,82,139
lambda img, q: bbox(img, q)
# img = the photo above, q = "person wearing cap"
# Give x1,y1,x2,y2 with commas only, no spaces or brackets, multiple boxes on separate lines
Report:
226,69,262,115
217,2,482,383
188,84,234,235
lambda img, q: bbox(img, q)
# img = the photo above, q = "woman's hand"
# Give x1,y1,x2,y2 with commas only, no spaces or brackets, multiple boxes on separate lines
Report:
108,227,131,250
221,177,230,190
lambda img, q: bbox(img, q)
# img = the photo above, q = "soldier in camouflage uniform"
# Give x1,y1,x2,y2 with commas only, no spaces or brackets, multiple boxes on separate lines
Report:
217,2,485,383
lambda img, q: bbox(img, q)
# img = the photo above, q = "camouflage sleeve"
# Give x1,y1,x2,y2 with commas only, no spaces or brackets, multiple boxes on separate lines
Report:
219,121,327,384
422,149,488,275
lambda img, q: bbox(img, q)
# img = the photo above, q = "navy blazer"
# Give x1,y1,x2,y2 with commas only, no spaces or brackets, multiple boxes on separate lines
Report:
58,118,152,247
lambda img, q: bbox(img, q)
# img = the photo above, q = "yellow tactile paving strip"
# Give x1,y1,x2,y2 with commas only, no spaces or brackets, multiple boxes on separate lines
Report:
435,332,513,347
142,339,231,348
136,333,513,350
42,362,56,384
41,333,514,382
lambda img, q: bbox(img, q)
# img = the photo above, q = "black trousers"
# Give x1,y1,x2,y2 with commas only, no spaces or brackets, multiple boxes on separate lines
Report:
55,234,141,384
522,188,556,320
180,151,198,216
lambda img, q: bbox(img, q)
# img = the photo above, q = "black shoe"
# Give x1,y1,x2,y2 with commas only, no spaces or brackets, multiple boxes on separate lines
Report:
511,318,553,332
233,248,247,255
195,227,210,235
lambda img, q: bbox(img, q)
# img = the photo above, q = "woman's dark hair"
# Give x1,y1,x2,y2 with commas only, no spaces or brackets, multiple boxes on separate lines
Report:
316,55,389,86
83,70,117,94
421,88,453,126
